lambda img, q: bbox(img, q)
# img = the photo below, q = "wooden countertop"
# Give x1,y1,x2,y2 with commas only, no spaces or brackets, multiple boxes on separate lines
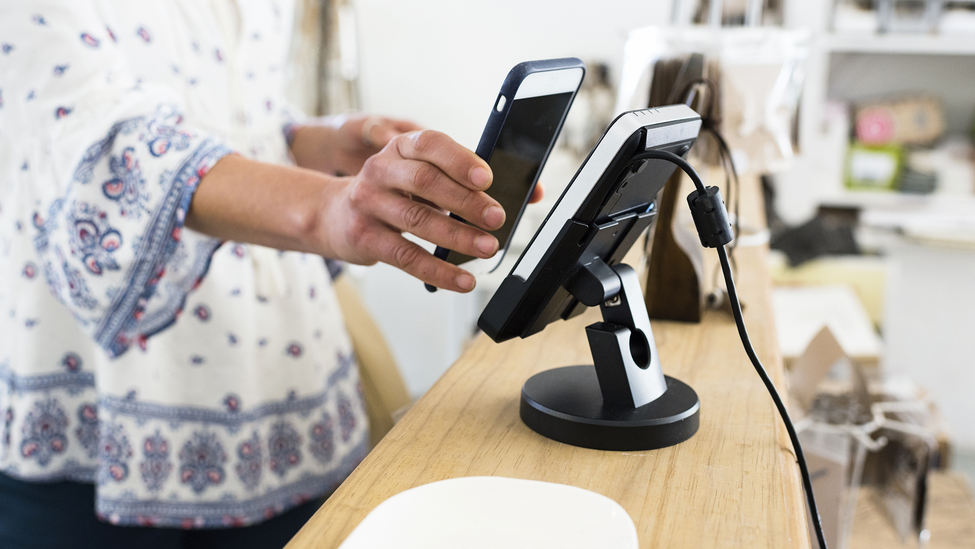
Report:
286,175,810,549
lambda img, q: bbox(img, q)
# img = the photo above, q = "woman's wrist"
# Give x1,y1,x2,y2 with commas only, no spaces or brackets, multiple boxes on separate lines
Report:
289,118,344,174
186,154,341,256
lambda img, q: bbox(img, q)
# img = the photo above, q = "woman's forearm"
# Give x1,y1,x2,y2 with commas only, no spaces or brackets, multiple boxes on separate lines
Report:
186,130,505,293
185,154,338,256
289,124,341,174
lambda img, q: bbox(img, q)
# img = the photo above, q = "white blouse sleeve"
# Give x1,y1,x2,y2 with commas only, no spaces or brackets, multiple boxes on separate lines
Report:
0,1,234,357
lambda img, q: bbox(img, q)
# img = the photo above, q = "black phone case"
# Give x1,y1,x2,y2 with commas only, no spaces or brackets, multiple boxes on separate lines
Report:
425,57,586,292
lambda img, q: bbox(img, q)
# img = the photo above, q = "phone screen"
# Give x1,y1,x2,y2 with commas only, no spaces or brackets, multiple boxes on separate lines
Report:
445,91,575,266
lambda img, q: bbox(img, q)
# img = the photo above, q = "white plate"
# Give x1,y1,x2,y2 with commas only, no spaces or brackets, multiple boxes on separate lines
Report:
338,476,639,549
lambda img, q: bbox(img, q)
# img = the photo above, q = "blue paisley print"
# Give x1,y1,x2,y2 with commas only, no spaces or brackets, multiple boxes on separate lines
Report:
146,114,193,157
235,432,262,491
4,408,15,449
75,403,100,458
267,421,301,477
337,392,357,443
55,248,99,310
61,352,83,372
67,202,122,275
309,413,335,464
179,432,226,494
97,422,133,484
140,430,172,492
20,399,69,466
102,147,149,218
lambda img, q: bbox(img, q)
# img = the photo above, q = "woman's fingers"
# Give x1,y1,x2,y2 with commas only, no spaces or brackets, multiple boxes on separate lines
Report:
529,181,545,204
365,229,479,292
328,129,506,292
391,130,493,194
334,209,479,292
348,185,499,260
361,153,503,232
361,130,503,233
366,117,423,149
360,116,424,150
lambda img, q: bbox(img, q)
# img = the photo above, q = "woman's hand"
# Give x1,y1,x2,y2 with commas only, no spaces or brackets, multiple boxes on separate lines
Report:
290,114,422,177
289,112,546,205
320,130,503,292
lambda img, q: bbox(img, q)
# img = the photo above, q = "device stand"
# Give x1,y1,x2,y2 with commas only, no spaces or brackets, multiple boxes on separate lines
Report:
520,259,700,451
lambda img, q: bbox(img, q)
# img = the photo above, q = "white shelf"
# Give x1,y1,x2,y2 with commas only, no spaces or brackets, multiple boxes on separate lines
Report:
823,33,975,56
820,189,975,210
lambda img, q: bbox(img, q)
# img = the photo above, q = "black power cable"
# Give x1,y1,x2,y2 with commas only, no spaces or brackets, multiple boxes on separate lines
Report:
630,148,829,549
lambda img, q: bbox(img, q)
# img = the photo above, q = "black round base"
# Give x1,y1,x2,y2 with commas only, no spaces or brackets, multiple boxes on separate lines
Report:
520,365,700,451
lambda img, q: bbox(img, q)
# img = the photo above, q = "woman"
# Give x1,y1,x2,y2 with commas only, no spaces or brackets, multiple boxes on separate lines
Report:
0,1,505,546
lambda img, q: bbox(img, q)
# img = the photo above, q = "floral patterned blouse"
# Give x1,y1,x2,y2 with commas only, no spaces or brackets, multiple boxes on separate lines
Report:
0,0,368,528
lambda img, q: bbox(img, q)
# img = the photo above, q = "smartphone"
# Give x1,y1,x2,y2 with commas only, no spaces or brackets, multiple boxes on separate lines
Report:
426,58,585,292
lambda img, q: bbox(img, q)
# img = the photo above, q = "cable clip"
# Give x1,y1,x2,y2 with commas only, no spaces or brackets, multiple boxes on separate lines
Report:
687,186,734,248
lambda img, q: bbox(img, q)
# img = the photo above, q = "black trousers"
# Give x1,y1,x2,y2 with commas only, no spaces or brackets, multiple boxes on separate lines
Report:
0,472,322,549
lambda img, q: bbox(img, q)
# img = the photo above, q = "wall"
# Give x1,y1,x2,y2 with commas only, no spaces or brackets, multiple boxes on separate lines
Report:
355,0,672,148
883,239,975,451
349,0,672,397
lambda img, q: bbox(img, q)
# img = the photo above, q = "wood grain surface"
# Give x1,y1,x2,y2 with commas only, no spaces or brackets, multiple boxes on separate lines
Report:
286,175,810,549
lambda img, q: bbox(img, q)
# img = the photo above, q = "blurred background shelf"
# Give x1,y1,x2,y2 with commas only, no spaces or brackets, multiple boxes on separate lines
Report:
823,33,975,55
819,189,975,210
